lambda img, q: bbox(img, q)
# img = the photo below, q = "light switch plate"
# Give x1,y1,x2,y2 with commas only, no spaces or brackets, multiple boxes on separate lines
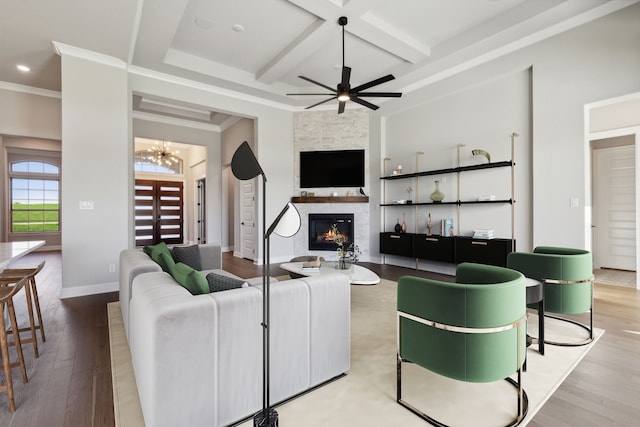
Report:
79,201,94,210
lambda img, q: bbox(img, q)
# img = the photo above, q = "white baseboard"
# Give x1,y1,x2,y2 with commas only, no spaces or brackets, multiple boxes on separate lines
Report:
60,281,118,299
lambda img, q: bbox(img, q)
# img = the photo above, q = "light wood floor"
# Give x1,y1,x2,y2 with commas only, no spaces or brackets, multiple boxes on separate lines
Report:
0,251,638,426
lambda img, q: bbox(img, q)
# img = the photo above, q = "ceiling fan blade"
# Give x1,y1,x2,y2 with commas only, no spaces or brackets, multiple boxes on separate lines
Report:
341,66,351,87
353,92,403,98
286,93,336,96
298,76,336,92
350,96,379,111
351,74,395,93
305,96,338,110
338,101,346,114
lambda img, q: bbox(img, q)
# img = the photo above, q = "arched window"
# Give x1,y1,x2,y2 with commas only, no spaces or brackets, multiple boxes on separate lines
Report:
10,160,60,233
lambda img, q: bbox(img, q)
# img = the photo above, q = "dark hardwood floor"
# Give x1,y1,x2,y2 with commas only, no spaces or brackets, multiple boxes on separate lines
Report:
0,251,638,426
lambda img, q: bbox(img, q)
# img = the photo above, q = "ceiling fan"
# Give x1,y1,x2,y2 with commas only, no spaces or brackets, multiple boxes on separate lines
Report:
287,16,402,114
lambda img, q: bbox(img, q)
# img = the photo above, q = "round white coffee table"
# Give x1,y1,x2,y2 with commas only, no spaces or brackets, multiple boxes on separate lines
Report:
279,261,380,285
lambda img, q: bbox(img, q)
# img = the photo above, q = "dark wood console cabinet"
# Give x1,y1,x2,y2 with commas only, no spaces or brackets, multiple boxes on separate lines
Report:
380,233,514,267
379,232,413,257
453,236,514,266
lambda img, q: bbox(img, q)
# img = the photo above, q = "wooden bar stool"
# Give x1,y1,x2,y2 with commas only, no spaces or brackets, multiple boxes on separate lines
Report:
0,277,29,412
0,261,46,357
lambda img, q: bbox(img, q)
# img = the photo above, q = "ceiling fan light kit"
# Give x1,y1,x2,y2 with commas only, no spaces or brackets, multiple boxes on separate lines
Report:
287,16,402,114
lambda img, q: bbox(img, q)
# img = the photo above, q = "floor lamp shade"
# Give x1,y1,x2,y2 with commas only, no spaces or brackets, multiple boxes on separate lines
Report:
267,202,301,238
231,141,264,180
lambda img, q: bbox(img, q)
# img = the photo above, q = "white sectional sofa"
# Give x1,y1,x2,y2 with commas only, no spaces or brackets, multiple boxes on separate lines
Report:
119,245,351,427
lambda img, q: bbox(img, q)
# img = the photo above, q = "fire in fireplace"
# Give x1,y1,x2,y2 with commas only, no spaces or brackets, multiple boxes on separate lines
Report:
308,213,354,251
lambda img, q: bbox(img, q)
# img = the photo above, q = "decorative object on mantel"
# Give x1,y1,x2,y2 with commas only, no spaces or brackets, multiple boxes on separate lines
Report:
332,223,360,269
300,191,307,197
401,213,407,233
346,190,353,197
427,212,432,236
359,187,367,197
472,148,491,163
395,219,402,233
430,180,444,203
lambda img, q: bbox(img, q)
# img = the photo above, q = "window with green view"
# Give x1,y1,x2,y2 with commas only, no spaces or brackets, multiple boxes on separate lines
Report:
10,161,60,233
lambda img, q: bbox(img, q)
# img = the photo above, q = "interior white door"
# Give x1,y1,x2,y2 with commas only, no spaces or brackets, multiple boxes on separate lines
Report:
593,145,636,270
241,180,257,260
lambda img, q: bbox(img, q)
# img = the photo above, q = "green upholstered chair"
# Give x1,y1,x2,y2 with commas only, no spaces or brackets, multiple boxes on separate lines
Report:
397,263,528,427
507,246,593,346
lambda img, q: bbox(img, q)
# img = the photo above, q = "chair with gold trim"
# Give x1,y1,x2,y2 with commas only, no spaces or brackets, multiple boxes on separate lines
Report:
507,246,593,346
397,263,528,427
0,276,29,412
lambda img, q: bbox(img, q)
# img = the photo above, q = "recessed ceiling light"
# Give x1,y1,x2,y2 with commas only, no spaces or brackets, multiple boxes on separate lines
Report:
232,24,245,33
17,64,30,72
195,17,214,30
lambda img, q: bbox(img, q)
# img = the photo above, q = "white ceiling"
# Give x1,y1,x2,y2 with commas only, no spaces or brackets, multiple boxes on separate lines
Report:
1,0,637,120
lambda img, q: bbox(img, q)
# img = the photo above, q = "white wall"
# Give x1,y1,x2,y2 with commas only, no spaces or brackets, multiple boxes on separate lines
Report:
377,70,530,271
130,72,294,265
59,54,129,297
221,118,255,254
378,2,640,252
0,87,61,140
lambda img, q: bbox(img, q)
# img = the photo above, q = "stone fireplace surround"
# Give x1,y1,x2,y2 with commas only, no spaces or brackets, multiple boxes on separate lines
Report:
293,202,370,262
293,109,370,261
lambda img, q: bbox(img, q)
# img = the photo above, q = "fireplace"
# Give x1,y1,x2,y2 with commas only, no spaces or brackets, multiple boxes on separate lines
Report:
308,213,354,251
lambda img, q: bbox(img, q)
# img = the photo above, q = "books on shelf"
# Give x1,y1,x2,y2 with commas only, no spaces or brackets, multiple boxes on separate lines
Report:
478,195,497,201
441,218,454,237
473,229,494,239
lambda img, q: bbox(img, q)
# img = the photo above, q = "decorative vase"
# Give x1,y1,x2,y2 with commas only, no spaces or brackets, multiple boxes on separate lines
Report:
430,180,444,203
401,213,407,233
394,219,402,233
337,256,352,270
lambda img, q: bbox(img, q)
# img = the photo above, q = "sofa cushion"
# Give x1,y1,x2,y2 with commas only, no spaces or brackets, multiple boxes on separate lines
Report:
172,245,202,271
143,242,173,272
169,262,209,295
206,272,248,292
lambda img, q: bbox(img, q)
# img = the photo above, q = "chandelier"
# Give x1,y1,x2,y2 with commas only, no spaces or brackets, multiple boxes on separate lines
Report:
145,141,180,166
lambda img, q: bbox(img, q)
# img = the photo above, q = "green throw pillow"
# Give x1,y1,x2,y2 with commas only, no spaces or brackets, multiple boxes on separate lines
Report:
144,242,173,272
159,252,176,272
169,262,209,295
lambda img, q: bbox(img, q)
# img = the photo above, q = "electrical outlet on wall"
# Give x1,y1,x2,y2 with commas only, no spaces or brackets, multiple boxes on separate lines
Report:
108,263,116,273
570,197,579,208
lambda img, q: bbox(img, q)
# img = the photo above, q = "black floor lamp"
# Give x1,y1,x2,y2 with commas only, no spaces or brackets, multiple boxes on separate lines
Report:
231,141,301,427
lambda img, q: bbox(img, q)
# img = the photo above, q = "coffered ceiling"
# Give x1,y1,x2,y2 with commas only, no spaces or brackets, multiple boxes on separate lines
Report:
1,0,637,118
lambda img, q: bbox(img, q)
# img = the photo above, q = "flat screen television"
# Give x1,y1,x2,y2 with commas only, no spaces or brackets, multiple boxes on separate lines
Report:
300,149,365,188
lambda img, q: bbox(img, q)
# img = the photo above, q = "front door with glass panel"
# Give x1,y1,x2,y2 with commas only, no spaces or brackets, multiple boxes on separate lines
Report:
135,179,184,246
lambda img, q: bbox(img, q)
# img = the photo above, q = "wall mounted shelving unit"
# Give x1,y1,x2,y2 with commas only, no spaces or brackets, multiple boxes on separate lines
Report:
380,133,518,268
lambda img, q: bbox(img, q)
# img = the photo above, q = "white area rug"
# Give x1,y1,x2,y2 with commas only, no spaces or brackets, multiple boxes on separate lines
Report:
108,279,602,427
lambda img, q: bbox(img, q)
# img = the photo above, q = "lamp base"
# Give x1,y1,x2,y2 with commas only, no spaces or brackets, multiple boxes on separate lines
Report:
253,408,278,427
